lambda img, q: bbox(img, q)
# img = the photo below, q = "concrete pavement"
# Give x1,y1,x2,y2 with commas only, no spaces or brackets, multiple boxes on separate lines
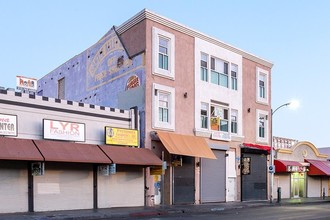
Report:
0,197,329,220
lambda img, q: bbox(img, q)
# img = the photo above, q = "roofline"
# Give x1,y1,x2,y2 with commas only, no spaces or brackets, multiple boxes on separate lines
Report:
116,8,274,68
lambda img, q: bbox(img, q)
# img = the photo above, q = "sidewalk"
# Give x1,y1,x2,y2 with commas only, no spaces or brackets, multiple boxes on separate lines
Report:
1,197,329,220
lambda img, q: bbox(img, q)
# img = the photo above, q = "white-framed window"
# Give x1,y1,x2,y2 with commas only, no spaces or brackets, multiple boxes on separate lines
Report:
231,109,238,134
211,57,228,87
201,53,208,82
256,67,269,104
158,92,169,122
210,105,229,132
256,109,269,143
200,102,209,129
152,27,175,79
152,83,175,130
158,37,169,70
231,64,238,91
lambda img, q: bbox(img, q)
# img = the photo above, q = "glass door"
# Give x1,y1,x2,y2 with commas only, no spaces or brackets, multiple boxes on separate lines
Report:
291,173,306,198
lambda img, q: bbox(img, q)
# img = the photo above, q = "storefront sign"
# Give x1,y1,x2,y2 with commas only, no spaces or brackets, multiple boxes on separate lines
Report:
16,75,37,91
211,131,231,141
43,119,85,142
0,114,17,136
105,127,138,147
287,165,307,172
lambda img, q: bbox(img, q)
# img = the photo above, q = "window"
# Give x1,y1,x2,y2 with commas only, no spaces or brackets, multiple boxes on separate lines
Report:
58,77,65,99
201,53,208,81
152,27,175,79
201,102,208,129
152,83,175,130
256,67,269,104
231,64,238,91
159,92,169,122
158,37,169,70
259,74,265,99
259,116,265,138
256,110,269,143
231,109,238,134
211,57,228,87
210,105,228,132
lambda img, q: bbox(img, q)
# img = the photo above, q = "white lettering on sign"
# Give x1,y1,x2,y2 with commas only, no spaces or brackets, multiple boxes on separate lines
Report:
43,119,85,142
211,131,231,141
0,114,17,136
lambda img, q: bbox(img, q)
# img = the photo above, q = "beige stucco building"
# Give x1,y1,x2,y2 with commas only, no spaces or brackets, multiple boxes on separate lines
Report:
273,137,330,199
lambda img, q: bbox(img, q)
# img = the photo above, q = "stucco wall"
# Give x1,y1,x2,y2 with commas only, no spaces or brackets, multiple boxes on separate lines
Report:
144,19,195,140
37,29,146,110
194,37,243,139
242,58,271,144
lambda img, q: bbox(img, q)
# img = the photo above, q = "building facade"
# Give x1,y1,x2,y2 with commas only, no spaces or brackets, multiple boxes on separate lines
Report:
0,89,161,213
273,136,330,199
37,9,273,205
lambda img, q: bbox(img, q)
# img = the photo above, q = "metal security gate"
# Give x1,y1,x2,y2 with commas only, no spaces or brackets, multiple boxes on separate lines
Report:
241,149,267,201
201,150,226,203
173,156,195,204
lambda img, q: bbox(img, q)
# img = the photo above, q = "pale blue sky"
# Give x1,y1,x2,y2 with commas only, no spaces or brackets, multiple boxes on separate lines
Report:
1,1,329,147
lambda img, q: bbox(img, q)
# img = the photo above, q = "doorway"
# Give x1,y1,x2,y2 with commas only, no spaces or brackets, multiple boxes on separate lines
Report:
291,172,306,198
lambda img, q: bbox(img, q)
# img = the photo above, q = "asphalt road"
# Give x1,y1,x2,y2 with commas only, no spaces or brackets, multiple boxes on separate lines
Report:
122,203,330,220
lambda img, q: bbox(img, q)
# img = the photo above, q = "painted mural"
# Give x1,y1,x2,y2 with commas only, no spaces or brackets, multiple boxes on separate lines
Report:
37,28,145,108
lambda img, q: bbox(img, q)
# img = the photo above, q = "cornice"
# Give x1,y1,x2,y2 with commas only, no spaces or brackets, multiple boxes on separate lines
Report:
116,9,273,68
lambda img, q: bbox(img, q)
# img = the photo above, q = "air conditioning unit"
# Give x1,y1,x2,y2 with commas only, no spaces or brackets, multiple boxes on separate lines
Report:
98,164,116,175
31,162,45,176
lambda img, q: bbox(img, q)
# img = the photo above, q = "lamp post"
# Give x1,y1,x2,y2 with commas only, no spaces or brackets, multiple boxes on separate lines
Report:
270,100,299,203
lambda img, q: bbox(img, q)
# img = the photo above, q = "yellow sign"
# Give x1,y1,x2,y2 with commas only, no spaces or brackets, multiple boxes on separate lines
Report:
105,127,138,147
150,167,164,175
210,117,220,130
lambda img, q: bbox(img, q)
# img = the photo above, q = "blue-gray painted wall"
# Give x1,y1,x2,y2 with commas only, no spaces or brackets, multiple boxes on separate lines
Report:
37,28,147,148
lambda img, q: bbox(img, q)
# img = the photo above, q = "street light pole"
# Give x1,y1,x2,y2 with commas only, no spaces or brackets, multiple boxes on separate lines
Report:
270,102,291,203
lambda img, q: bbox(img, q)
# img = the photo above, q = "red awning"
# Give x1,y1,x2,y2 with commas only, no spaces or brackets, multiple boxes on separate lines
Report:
33,140,111,164
0,137,44,161
99,145,162,166
274,159,303,173
305,159,330,176
243,143,271,154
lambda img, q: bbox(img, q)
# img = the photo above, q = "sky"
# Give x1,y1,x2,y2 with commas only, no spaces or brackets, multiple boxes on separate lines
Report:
1,0,330,147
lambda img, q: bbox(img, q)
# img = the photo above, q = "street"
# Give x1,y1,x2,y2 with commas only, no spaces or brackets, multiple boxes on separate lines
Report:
118,203,330,220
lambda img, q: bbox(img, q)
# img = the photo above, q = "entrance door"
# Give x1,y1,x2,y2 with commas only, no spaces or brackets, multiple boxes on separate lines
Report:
291,173,306,198
173,156,195,204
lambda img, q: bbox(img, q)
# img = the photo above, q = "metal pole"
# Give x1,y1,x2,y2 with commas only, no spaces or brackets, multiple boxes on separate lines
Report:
270,112,274,203
161,151,165,207
270,102,290,203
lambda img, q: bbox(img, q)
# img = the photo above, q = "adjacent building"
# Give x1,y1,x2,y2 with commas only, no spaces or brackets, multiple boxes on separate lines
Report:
37,9,273,205
0,88,161,213
273,136,330,199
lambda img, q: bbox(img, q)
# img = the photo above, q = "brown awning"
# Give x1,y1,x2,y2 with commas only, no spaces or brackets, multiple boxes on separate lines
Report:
157,131,216,159
305,159,330,176
0,137,44,161
99,145,162,166
33,140,111,164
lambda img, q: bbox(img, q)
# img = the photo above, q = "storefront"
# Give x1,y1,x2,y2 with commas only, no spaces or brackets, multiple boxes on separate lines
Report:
0,89,162,213
200,143,229,203
240,143,269,201
151,131,216,205
274,141,329,199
